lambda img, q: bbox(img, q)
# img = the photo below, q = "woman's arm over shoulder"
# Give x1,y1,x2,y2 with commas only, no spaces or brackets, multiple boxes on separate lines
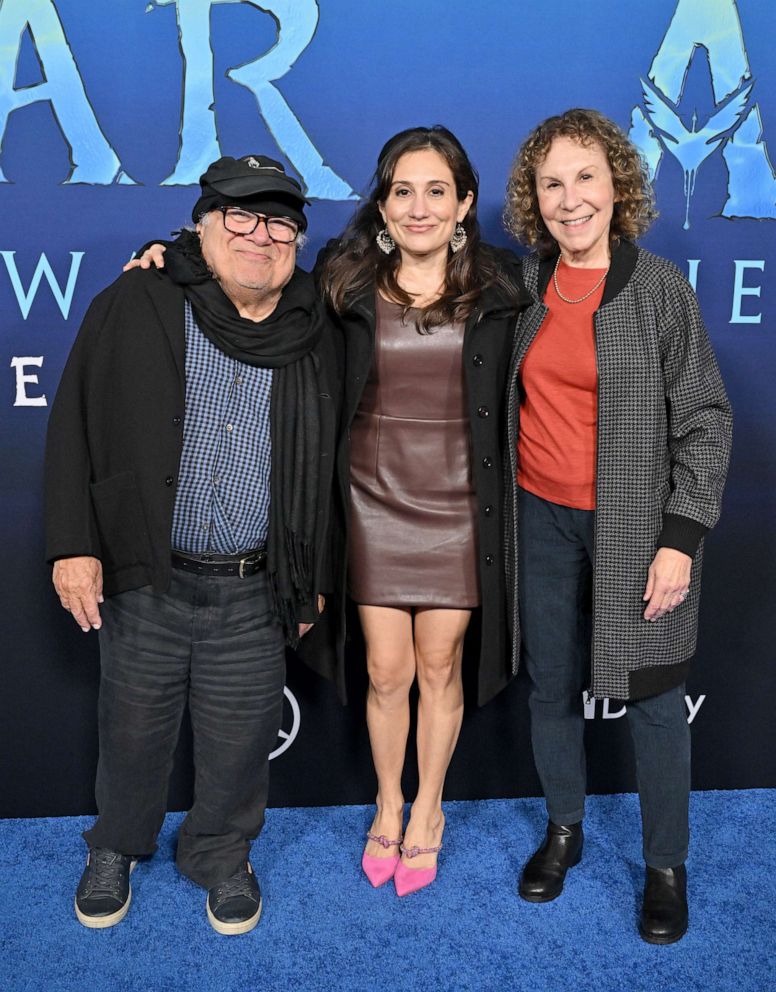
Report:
124,228,198,271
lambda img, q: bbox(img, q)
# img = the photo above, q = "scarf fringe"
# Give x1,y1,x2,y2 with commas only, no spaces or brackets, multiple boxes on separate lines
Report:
269,531,316,647
269,579,300,649
285,530,314,596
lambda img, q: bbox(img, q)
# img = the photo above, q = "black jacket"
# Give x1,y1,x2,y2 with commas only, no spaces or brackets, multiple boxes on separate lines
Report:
302,244,529,705
45,266,342,620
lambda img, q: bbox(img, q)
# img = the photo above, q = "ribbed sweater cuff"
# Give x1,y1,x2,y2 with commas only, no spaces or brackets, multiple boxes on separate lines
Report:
656,513,708,558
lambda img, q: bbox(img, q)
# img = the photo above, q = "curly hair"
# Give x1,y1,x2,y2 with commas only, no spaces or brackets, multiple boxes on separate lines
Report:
322,125,519,331
504,108,657,256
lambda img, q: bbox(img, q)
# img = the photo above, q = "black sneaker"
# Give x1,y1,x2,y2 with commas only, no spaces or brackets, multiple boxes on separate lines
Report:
75,847,137,928
206,862,262,935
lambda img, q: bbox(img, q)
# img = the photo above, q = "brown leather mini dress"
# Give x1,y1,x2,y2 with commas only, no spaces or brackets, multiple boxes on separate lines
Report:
348,295,479,608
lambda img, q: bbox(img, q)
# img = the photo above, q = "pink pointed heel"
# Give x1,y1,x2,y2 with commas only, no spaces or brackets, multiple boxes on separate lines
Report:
361,832,403,888
394,841,443,897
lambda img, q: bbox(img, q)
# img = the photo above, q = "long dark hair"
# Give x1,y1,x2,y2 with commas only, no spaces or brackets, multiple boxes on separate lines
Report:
322,125,519,331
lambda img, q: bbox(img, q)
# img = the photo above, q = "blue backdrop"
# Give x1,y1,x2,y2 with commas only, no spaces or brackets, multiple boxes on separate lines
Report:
2,0,774,817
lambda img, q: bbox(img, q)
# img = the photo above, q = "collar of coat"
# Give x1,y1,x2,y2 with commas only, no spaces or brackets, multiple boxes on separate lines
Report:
535,239,638,307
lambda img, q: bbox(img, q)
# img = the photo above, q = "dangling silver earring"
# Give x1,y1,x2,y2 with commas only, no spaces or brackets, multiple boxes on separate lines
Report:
376,228,396,254
449,223,467,253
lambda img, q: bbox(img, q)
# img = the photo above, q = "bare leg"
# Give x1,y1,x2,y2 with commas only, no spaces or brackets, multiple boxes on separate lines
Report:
359,605,416,859
402,607,471,870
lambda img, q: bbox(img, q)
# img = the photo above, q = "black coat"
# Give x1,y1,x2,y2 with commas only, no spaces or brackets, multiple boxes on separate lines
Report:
300,245,529,706
45,266,341,620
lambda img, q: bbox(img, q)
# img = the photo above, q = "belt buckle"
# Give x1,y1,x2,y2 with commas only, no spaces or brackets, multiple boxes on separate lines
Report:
238,555,250,579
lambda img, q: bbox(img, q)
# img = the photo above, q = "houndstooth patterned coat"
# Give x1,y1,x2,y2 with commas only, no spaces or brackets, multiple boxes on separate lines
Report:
505,241,732,701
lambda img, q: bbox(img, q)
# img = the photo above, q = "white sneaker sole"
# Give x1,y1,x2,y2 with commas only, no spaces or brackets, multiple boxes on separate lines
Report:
206,896,262,936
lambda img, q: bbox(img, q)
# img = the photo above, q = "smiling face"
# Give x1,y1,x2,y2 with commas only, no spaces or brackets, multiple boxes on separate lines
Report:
535,136,617,267
197,207,296,309
378,148,473,262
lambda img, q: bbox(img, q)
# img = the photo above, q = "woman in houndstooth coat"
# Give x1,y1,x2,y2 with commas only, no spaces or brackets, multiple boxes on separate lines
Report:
503,109,732,944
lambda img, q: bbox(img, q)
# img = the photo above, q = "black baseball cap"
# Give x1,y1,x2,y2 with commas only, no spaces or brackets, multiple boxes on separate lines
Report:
192,155,309,229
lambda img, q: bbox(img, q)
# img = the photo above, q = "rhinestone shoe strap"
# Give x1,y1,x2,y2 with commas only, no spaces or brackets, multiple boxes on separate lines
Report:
366,831,403,849
400,842,443,858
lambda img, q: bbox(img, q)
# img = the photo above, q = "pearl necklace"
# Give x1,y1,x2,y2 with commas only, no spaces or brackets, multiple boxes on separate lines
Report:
552,253,609,304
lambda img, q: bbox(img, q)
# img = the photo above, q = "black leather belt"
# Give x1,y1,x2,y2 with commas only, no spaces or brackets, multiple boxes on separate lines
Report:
171,549,267,578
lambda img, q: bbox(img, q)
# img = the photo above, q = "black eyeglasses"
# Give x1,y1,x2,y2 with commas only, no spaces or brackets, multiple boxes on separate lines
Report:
218,206,300,243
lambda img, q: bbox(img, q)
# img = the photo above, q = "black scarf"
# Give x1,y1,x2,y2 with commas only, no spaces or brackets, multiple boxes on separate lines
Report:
164,230,323,642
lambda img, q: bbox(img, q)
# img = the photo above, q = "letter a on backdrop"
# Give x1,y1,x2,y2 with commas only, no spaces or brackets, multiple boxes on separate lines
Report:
629,0,776,226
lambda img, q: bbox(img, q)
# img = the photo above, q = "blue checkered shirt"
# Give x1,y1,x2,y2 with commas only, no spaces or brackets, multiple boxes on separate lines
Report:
171,302,273,553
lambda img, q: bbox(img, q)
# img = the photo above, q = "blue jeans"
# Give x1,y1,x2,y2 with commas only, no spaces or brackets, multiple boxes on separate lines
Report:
84,566,286,889
517,488,690,868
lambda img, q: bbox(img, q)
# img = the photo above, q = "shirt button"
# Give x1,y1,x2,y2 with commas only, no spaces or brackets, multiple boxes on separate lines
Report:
213,474,220,485
201,523,209,532
477,406,489,418
172,416,181,426
485,554,494,566
234,376,243,386
164,475,174,486
225,424,233,433
484,505,493,516
473,354,484,367
482,456,493,468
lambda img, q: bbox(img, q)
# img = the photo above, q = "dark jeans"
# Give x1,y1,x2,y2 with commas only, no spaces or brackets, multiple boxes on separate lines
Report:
83,567,286,889
517,488,691,868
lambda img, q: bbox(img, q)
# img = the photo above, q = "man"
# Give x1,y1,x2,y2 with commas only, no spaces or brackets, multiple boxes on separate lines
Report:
45,155,340,934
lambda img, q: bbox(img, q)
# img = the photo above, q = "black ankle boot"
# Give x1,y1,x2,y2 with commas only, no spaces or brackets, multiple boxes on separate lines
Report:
518,821,583,903
638,864,688,944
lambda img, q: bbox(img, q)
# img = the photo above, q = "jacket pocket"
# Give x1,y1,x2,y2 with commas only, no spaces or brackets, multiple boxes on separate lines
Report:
90,471,152,572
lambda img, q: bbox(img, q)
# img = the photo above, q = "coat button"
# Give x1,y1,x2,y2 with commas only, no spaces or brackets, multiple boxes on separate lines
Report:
473,354,484,367
172,416,181,426
482,456,493,468
477,406,489,418
484,505,493,516
165,476,174,486
485,554,494,566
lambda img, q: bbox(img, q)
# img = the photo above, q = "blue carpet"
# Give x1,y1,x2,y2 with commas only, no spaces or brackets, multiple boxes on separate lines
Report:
1,790,774,992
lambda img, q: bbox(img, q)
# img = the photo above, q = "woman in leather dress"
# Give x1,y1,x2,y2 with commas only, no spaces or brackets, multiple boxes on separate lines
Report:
320,126,524,895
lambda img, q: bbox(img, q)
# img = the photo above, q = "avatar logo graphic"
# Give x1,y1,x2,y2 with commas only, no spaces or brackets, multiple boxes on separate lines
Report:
270,686,301,760
629,0,776,228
